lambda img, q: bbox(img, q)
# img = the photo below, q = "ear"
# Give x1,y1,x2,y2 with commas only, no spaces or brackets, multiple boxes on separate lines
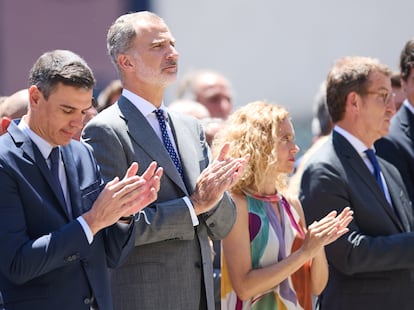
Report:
117,54,135,71
1,116,11,134
28,85,42,110
346,92,360,111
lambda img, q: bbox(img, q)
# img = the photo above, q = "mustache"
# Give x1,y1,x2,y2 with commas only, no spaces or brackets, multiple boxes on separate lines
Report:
165,60,177,66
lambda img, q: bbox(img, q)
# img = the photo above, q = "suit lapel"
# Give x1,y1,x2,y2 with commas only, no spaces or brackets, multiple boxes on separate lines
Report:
9,121,71,219
117,97,188,194
333,132,404,230
167,110,203,191
397,105,414,139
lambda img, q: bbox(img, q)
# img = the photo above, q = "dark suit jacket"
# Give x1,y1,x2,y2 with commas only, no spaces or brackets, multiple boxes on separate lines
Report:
300,131,414,310
0,121,135,310
82,96,236,310
376,103,414,206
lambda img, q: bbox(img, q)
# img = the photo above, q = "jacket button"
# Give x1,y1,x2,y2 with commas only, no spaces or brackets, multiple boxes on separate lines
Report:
84,298,91,304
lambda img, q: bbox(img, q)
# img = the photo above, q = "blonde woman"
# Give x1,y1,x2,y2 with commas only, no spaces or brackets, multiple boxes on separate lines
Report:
214,101,353,310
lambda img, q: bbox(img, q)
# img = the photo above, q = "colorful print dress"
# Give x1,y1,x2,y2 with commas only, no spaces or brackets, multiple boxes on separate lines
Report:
221,194,312,310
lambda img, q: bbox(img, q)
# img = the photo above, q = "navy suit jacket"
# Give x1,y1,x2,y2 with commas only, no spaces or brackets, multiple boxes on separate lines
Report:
376,103,414,206
300,131,414,310
0,121,135,310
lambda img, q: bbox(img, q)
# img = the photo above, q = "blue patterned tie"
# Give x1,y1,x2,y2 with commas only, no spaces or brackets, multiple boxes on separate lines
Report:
49,147,71,218
154,109,184,178
364,149,385,194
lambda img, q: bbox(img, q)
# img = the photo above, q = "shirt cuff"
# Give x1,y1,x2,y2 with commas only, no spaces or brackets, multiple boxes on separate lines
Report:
183,196,199,226
77,216,94,244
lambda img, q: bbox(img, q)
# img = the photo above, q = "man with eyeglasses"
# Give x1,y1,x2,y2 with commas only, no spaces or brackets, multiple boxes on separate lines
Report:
376,38,414,208
299,56,414,310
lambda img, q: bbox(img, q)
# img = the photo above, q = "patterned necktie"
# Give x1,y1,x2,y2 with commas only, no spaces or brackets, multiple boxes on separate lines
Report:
154,109,184,178
49,147,71,218
364,149,385,194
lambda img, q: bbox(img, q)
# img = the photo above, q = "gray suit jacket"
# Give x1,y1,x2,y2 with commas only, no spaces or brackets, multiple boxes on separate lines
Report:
82,96,236,310
300,131,414,310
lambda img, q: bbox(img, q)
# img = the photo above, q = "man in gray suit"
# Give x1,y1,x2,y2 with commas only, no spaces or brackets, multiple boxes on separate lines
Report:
82,11,248,310
299,56,414,309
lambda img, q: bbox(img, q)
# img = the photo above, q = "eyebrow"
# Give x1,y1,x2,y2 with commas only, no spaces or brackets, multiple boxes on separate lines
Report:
60,104,92,112
151,37,176,45
376,86,391,91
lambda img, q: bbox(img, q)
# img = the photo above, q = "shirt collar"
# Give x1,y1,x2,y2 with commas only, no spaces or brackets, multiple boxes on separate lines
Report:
17,116,54,159
122,89,166,117
334,125,373,154
403,99,414,115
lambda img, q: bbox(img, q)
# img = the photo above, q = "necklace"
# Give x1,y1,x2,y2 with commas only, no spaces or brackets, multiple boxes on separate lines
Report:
242,188,281,203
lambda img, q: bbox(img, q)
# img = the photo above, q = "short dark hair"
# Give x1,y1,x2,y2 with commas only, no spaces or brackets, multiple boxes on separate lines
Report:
29,50,95,100
400,38,414,81
391,71,402,88
326,56,391,123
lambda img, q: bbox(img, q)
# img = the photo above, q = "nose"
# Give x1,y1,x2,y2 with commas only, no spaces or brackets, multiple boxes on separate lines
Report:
167,45,179,60
386,94,397,115
71,114,85,130
292,144,300,154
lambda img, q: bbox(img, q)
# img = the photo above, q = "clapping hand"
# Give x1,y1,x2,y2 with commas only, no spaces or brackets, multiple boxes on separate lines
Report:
83,161,163,235
190,143,249,215
302,207,353,257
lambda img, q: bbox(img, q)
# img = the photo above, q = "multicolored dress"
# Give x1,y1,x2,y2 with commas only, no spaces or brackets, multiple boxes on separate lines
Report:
221,193,312,310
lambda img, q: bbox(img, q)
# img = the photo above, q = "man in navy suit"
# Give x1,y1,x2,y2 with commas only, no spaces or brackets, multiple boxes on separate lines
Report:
300,56,414,309
376,38,414,205
0,49,162,310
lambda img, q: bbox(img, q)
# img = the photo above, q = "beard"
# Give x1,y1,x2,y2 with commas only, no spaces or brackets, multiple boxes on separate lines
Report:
133,52,177,87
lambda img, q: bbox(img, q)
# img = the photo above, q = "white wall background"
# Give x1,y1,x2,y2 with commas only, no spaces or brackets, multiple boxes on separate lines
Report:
153,1,414,151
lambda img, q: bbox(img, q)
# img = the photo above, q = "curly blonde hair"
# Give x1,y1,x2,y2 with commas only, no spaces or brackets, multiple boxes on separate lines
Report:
212,101,290,195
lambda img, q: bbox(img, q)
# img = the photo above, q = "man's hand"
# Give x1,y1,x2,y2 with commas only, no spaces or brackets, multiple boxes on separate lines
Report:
83,162,163,235
190,143,249,215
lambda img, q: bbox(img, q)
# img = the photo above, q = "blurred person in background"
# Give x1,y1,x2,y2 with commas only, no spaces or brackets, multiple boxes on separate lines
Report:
96,79,122,112
168,98,211,119
390,71,406,111
376,38,414,207
288,81,332,196
0,89,29,135
177,69,233,119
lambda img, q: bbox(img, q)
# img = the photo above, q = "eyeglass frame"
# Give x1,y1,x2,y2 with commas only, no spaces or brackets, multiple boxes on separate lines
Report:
363,91,396,105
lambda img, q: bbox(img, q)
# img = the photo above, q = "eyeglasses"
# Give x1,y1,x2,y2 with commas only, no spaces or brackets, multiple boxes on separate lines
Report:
365,91,396,105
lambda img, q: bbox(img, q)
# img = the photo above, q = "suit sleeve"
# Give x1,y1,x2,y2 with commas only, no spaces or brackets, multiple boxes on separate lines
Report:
299,161,414,276
83,116,236,245
0,161,92,284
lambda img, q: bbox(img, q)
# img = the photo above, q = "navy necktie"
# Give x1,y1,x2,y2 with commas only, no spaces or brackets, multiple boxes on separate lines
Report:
364,149,385,194
49,147,71,218
154,109,184,178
